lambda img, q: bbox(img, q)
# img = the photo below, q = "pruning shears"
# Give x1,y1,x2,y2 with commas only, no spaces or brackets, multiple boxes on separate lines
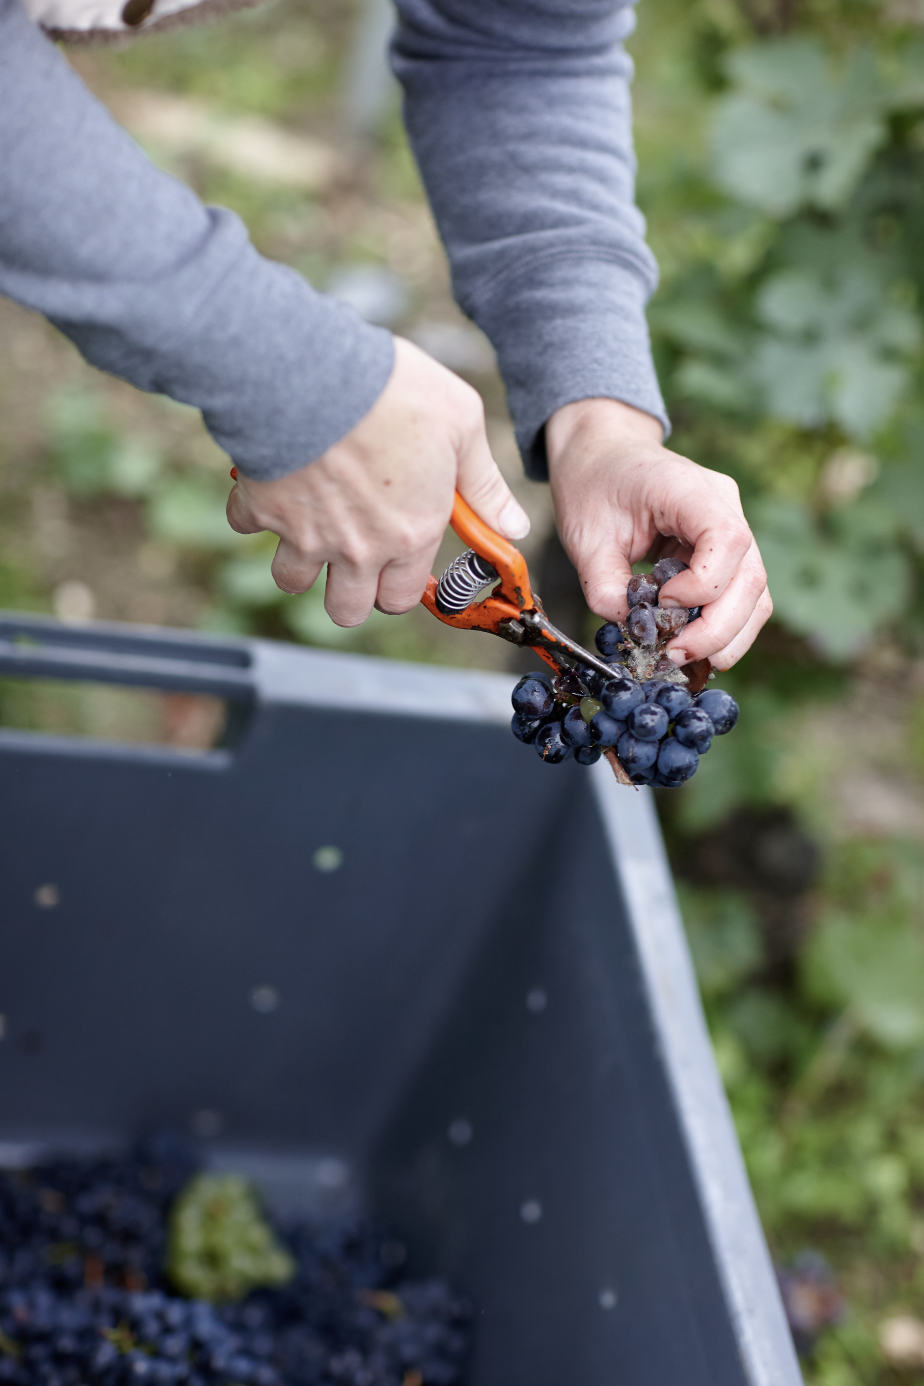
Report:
420,492,616,686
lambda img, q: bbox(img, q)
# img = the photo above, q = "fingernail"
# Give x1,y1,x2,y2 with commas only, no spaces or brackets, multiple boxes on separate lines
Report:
667,648,689,666
498,497,530,540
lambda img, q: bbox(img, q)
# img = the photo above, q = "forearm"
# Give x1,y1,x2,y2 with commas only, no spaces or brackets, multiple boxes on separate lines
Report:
0,0,393,479
392,0,668,479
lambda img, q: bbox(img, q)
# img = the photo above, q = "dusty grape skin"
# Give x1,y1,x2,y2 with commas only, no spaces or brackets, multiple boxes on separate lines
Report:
594,622,624,657
653,685,693,719
673,707,714,754
511,675,555,720
511,713,545,744
695,688,739,735
616,731,659,771
656,736,699,785
574,744,602,766
651,557,689,585
561,705,594,748
600,677,645,719
627,702,670,742
535,722,573,763
686,606,702,623
627,605,658,646
654,606,689,637
627,573,659,608
590,711,626,746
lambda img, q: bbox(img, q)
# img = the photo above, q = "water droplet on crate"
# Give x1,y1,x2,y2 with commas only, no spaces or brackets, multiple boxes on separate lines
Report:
34,884,60,909
520,1200,542,1224
525,988,547,1013
313,846,343,873
448,1119,472,1147
250,985,279,1013
190,1109,223,1139
318,1158,348,1190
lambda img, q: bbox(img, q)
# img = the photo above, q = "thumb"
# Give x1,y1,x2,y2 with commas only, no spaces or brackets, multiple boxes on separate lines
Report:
226,477,264,536
455,430,530,542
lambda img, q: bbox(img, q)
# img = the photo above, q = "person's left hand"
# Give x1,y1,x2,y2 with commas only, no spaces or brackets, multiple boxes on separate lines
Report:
545,397,772,671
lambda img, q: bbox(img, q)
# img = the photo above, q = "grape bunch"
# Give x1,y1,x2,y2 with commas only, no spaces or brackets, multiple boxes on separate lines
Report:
510,558,738,788
0,1134,470,1386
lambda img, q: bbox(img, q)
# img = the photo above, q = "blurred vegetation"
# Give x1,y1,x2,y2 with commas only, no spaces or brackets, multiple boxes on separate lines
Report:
0,0,921,1376
633,1,924,1379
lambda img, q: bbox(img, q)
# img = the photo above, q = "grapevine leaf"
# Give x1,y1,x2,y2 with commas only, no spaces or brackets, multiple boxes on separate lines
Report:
711,39,889,217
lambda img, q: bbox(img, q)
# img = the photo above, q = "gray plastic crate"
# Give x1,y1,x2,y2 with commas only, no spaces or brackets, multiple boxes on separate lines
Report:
0,613,801,1386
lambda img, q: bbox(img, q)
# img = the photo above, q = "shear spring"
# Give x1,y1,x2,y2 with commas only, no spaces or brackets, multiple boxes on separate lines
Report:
435,550,499,615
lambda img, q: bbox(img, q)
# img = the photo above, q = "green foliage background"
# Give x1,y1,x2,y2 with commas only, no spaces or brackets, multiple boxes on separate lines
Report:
0,0,923,1378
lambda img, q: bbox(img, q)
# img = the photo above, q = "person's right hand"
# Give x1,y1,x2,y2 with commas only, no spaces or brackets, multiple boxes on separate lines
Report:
226,337,530,627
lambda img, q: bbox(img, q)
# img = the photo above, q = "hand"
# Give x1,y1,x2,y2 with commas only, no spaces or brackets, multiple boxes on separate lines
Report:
545,398,771,671
227,337,530,626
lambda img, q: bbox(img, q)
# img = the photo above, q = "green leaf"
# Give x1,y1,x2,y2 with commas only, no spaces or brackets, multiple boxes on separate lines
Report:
804,914,924,1049
751,497,910,659
677,885,762,997
750,263,920,438
710,39,888,217
147,476,238,550
167,1174,295,1302
219,553,284,607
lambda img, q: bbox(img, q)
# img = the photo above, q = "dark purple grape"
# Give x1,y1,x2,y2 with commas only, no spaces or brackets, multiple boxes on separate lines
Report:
653,684,693,719
651,557,689,586
642,679,669,700
561,705,594,748
673,707,714,753
590,711,625,746
627,605,657,646
600,677,645,719
629,765,657,785
553,668,587,700
687,606,702,623
511,713,545,744
627,573,659,608
654,606,688,637
594,622,624,657
616,731,659,771
576,666,602,697
628,702,669,742
695,688,739,735
512,675,555,720
657,737,699,785
535,722,573,763
574,744,602,766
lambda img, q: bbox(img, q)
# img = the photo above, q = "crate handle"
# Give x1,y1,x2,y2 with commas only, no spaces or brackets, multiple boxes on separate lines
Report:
0,612,256,700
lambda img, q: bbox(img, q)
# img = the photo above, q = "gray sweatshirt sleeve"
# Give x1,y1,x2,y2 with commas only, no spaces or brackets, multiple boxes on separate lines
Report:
0,0,394,481
391,0,668,479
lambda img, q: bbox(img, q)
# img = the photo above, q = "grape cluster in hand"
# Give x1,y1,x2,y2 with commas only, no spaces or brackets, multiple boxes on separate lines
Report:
510,559,738,788
0,1134,470,1386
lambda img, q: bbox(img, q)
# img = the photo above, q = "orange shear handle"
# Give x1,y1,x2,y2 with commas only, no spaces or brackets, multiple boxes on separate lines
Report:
420,492,535,633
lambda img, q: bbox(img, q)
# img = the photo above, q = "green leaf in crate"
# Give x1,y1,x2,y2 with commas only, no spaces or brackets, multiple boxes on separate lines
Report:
167,1173,295,1302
